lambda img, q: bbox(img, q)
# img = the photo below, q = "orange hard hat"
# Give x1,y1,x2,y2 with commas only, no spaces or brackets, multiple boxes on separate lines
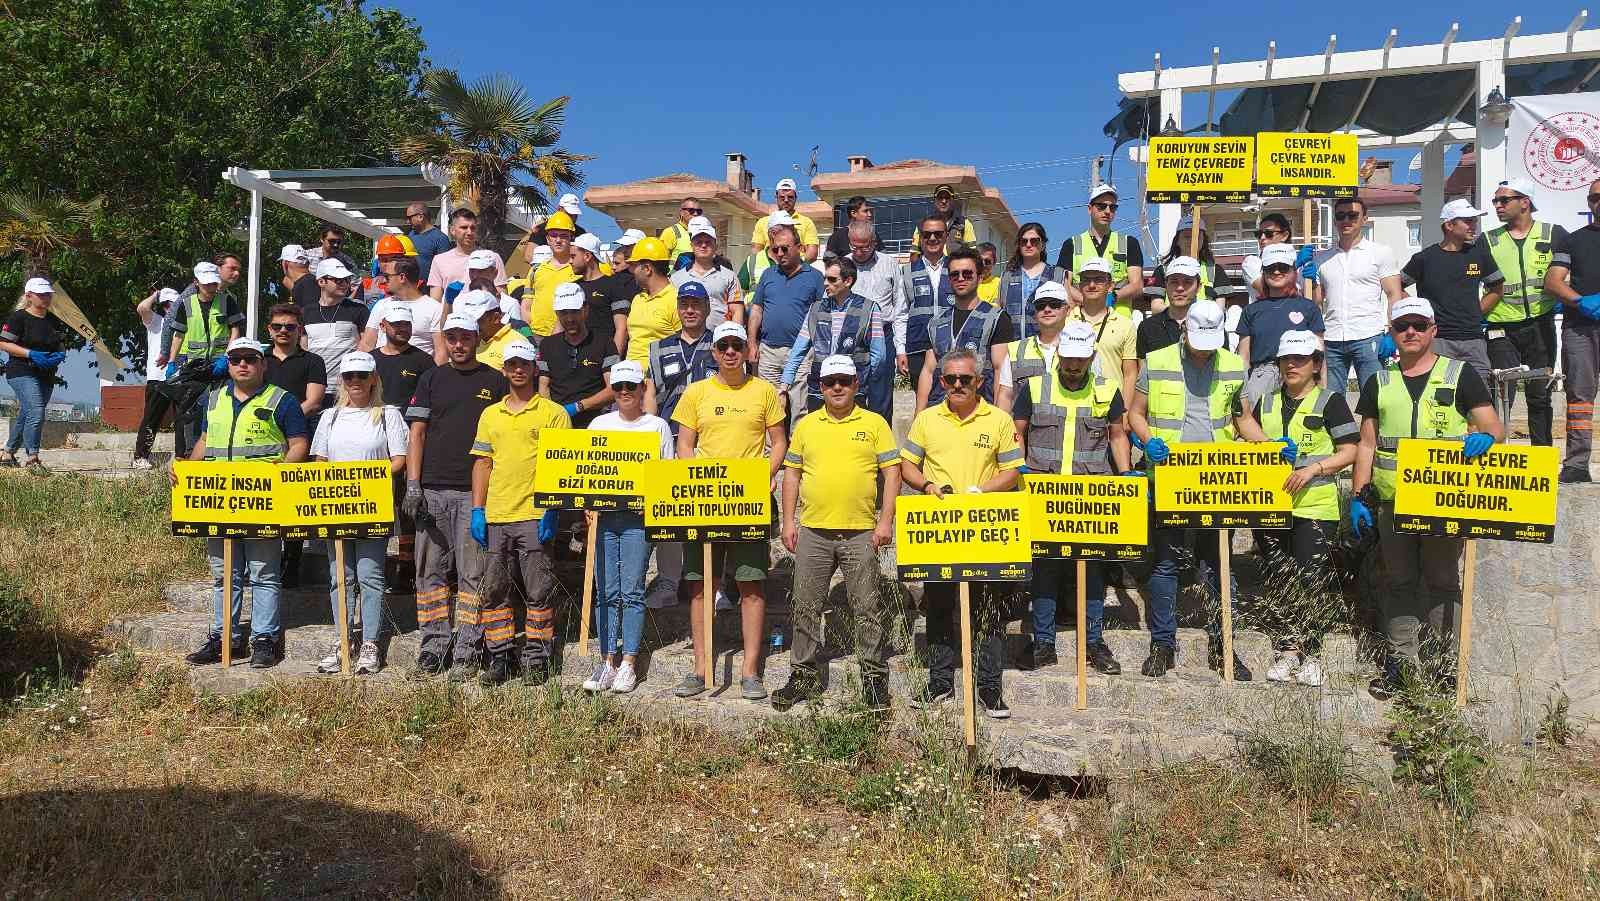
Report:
376,233,416,256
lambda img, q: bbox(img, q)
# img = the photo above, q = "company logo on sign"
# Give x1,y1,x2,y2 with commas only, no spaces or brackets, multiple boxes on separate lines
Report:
1523,111,1600,190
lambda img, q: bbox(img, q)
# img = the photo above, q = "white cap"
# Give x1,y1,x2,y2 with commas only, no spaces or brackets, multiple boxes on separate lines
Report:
442,312,479,333
1260,243,1297,269
572,233,602,256
314,258,352,280
1033,280,1068,303
712,321,748,344
553,282,585,312
609,359,645,384
1088,183,1118,202
767,210,795,230
1390,296,1435,322
467,249,498,270
1440,199,1485,221
1077,257,1112,277
157,287,180,305
193,262,222,285
1058,321,1097,358
819,355,857,378
340,351,377,374
1276,330,1320,358
455,289,500,319
687,216,716,239
530,245,553,266
501,341,537,364
381,304,413,324
775,178,797,192
225,337,264,356
23,276,53,294
599,243,613,258
279,244,308,264
1165,256,1201,279
1497,177,1538,208
617,229,645,247
558,193,582,215
1184,300,1227,351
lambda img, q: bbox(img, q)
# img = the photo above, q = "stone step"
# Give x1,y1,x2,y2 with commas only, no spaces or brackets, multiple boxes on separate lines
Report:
66,431,173,453
36,447,171,472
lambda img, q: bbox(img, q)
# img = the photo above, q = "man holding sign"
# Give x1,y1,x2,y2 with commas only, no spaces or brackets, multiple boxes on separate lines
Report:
1013,321,1132,674
1350,297,1502,696
178,338,310,669
900,347,1024,718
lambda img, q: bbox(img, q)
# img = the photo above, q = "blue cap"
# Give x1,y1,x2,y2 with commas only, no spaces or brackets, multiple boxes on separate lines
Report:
676,280,709,301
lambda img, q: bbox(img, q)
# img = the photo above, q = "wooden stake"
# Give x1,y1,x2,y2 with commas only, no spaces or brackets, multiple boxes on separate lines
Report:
1219,530,1234,683
702,542,716,687
1301,198,1315,297
1075,559,1088,711
335,539,351,676
959,582,976,748
1455,540,1478,709
578,515,598,654
221,539,234,669
1188,205,1203,260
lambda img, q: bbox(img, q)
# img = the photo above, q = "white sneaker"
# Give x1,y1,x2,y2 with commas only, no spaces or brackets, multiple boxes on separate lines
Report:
131,457,153,471
317,649,341,674
714,590,735,611
610,661,638,694
355,642,381,674
581,662,617,692
1294,657,1326,686
1266,650,1300,683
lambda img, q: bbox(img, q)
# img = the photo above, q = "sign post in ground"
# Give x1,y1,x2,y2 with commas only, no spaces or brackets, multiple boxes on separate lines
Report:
334,539,351,675
221,539,234,669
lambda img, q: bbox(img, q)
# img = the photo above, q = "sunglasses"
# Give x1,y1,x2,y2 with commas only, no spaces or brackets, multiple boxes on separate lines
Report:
1019,236,1043,247
1033,299,1066,311
1490,196,1522,206
268,322,299,332
823,275,842,284
681,207,702,214
949,270,978,281
1079,274,1111,284
1333,211,1362,222
1263,264,1295,275
921,230,946,240
1256,228,1286,239
939,373,976,387
820,376,855,389
228,354,262,365
715,340,746,353
612,381,641,392
1391,319,1431,334
341,371,372,381
1091,202,1119,212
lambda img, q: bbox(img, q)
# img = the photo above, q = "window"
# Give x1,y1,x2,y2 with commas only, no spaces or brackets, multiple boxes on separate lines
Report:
1362,223,1375,242
1405,218,1422,248
834,196,936,253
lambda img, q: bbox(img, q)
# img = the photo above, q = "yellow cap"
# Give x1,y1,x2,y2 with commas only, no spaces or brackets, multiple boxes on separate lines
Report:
544,210,576,233
629,235,671,263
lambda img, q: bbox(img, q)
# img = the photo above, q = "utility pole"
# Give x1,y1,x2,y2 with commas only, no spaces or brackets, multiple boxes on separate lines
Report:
1090,155,1104,187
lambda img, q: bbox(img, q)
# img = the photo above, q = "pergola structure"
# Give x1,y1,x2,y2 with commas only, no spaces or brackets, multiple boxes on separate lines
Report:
1114,13,1600,253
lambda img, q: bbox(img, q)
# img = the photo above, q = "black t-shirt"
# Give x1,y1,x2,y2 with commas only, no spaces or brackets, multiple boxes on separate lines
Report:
1252,390,1358,446
263,348,327,403
1013,381,1125,423
2,309,67,377
1136,308,1185,358
1354,359,1493,421
578,277,627,345
406,363,509,490
374,345,436,408
1551,223,1600,296
1400,240,1504,341
1055,233,1144,273
291,273,320,308
538,329,617,406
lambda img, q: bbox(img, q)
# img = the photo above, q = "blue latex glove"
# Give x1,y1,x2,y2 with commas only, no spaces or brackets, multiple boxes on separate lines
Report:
1578,293,1600,321
562,402,581,418
1295,245,1317,282
1462,432,1494,459
1349,497,1373,537
1377,334,1398,360
27,350,54,367
165,361,179,379
1274,435,1298,464
444,281,463,303
209,356,228,378
1129,431,1146,451
537,508,558,544
469,507,488,548
1017,464,1031,476
1120,470,1143,477
1144,436,1170,464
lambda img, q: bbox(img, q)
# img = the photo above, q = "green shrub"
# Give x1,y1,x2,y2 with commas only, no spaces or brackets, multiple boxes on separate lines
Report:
1389,678,1492,819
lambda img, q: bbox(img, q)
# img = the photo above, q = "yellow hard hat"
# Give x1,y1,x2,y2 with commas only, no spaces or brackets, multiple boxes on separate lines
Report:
629,236,671,263
544,210,576,233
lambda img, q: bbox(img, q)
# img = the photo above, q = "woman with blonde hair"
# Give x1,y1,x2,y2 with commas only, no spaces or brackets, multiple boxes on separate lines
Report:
309,351,407,674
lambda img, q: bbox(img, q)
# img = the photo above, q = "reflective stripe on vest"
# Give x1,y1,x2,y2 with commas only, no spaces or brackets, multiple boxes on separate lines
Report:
1372,356,1468,500
1485,222,1556,322
1144,342,1244,443
203,384,289,462
1023,369,1117,474
806,294,873,397
1258,386,1340,520
648,333,716,423
904,257,950,354
928,304,999,404
180,295,230,357
1071,231,1129,287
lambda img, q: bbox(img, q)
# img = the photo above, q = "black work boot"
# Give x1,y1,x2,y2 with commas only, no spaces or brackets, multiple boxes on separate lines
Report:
771,669,823,712
1140,643,1176,678
1087,641,1122,675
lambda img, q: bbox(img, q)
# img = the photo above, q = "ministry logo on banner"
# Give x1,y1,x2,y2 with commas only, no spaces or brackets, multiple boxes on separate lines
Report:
1511,94,1600,231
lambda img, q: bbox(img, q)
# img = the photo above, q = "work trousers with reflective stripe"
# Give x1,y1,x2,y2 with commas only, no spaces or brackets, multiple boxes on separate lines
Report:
1487,315,1556,446
415,488,489,663
484,519,557,668
1376,502,1463,665
788,527,890,681
1562,319,1600,473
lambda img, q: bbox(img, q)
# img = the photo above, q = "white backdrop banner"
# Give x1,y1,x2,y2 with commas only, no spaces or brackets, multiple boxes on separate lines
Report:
1510,94,1600,232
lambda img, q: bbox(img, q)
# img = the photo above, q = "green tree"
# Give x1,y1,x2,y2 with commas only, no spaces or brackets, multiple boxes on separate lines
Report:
395,70,588,255
0,0,433,374
0,190,106,277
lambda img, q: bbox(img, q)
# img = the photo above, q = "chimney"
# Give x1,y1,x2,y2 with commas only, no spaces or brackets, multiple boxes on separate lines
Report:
1366,160,1394,187
847,154,874,173
726,152,756,198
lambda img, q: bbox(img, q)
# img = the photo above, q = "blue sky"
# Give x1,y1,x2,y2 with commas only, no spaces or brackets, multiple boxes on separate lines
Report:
24,0,1577,403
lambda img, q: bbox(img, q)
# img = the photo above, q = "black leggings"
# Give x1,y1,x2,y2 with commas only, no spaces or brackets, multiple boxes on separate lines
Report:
1256,517,1336,574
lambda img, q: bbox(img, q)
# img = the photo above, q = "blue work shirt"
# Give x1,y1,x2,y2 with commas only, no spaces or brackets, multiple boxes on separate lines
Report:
1236,294,1326,367
751,263,825,348
406,226,454,284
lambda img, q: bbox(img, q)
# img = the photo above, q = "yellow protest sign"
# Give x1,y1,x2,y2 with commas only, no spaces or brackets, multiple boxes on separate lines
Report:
171,461,283,538
533,428,661,512
1153,442,1292,529
896,493,1030,582
1254,132,1359,198
642,458,770,542
277,461,395,539
1145,136,1255,204
1025,474,1148,560
1392,439,1560,542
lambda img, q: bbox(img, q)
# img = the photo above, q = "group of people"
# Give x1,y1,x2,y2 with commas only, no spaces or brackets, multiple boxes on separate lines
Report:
12,169,1582,718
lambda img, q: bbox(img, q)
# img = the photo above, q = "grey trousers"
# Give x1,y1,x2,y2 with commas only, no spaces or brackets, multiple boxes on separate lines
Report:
1377,502,1463,664
415,488,490,663
1433,336,1493,389
484,519,557,667
1562,320,1599,472
788,527,890,680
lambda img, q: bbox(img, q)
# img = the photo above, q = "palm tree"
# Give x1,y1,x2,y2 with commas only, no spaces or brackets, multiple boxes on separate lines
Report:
0,189,104,276
396,69,589,253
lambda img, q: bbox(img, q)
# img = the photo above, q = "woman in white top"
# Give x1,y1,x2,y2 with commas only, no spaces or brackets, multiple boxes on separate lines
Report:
581,359,674,694
309,351,408,674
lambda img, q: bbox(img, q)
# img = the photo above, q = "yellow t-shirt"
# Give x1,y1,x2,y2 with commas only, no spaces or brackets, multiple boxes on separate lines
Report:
901,399,1022,492
526,260,579,337
784,406,898,530
477,324,534,373
977,275,1000,304
911,217,977,249
751,212,819,250
470,395,572,523
1069,306,1137,378
671,375,784,459
627,283,682,370
659,222,693,259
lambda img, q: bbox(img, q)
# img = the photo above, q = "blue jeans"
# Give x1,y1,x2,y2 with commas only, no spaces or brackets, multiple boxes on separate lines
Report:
1030,558,1106,647
1146,528,1235,649
595,512,649,657
326,537,387,643
5,372,53,456
206,537,283,642
1324,336,1382,393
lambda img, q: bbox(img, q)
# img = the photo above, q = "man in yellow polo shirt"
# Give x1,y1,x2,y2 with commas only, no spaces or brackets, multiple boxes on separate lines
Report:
670,321,788,700
1069,257,1139,404
751,178,820,263
470,339,572,687
900,346,1023,719
624,236,682,369
526,210,580,336
773,355,900,713
458,289,535,374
